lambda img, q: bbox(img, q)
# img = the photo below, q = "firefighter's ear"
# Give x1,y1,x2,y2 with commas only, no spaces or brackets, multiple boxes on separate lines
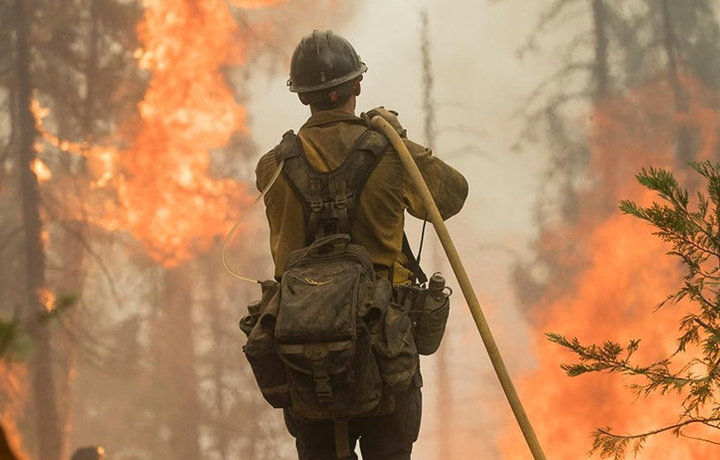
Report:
353,80,361,97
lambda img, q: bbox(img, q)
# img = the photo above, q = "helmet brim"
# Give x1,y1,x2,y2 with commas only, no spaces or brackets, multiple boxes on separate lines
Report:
288,63,367,93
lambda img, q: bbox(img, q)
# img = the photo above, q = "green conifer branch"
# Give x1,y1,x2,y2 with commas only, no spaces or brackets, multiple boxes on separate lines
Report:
550,161,720,458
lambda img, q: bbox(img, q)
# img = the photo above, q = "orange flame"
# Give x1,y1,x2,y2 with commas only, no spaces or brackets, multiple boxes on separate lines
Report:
112,0,265,267
29,1,301,266
501,75,720,459
229,0,288,8
31,99,119,190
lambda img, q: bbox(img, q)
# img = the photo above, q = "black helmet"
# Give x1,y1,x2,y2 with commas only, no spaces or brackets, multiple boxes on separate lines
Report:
287,30,367,93
71,446,105,460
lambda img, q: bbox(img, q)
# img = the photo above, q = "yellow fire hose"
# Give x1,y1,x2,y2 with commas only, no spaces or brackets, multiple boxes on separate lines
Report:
370,116,547,460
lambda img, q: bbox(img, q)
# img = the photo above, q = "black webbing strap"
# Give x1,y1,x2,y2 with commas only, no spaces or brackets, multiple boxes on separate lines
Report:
334,419,352,459
275,129,389,243
403,232,427,285
274,128,427,283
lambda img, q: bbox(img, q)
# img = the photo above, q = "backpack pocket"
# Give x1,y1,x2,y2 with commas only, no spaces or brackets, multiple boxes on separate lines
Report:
275,261,360,378
372,301,418,396
243,285,291,409
276,262,359,345
276,255,383,419
364,281,418,398
283,331,383,420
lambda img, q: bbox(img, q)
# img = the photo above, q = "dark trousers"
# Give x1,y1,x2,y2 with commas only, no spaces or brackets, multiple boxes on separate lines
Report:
283,380,422,460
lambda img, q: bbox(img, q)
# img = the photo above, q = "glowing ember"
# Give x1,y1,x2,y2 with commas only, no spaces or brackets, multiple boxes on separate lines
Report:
30,159,51,182
500,75,720,459
39,288,56,313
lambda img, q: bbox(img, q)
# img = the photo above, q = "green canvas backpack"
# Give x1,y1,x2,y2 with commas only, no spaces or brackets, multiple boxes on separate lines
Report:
241,128,418,427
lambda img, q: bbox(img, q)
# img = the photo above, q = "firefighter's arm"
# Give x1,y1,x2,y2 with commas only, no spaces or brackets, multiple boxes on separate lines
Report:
255,150,278,192
365,107,467,219
402,139,468,221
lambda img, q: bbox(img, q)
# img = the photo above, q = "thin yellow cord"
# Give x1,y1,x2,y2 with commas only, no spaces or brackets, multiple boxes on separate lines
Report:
221,160,285,284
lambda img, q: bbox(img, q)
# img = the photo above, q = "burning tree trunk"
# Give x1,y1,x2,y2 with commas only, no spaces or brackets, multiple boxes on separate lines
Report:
157,265,201,460
196,244,231,459
14,0,62,459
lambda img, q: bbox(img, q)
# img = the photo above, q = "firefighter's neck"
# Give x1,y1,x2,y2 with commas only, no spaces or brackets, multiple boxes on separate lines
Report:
310,95,356,116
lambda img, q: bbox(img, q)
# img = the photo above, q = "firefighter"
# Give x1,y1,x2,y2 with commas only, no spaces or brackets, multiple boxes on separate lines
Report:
255,30,468,459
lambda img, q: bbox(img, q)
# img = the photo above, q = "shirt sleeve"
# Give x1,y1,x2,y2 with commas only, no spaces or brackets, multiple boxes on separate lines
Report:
255,150,278,193
401,138,469,220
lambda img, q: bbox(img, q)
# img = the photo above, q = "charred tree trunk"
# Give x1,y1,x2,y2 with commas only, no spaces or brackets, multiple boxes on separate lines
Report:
55,0,99,451
203,248,230,460
420,9,453,460
660,0,695,163
82,0,99,145
591,0,610,99
660,0,687,113
590,0,619,216
53,222,84,460
421,10,436,154
15,1,62,459
159,265,201,460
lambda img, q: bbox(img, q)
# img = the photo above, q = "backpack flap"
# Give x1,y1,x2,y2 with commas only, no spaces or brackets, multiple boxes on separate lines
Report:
284,330,383,420
276,240,361,408
276,259,359,366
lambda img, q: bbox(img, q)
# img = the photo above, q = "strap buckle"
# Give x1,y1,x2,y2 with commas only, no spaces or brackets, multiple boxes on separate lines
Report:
314,375,333,403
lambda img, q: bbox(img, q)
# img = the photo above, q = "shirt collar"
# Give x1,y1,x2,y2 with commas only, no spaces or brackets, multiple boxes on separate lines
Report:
301,109,366,129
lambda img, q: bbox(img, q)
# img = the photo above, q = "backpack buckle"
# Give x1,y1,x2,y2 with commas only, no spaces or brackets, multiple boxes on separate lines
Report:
334,195,347,209
311,360,333,403
310,197,323,213
314,376,333,403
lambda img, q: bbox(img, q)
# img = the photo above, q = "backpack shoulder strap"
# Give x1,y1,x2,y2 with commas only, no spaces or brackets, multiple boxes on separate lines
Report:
275,128,390,242
274,130,315,220
316,129,389,238
339,128,389,198
275,128,425,283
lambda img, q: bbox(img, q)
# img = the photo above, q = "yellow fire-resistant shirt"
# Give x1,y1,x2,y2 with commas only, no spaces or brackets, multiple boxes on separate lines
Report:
255,109,468,283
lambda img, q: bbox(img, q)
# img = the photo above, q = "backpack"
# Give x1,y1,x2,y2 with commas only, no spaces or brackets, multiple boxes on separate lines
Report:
241,128,418,427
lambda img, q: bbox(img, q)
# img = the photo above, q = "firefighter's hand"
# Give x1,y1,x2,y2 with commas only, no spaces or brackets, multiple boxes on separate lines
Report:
363,106,407,138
